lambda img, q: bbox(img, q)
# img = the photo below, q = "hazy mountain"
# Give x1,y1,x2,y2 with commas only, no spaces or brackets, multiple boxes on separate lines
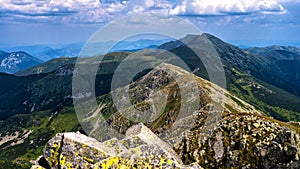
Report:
0,51,43,74
246,45,300,56
238,45,251,49
110,39,168,52
2,39,169,61
2,43,83,61
2,45,53,55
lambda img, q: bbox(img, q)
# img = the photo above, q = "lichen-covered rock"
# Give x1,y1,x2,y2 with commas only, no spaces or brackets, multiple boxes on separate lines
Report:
42,131,116,168
31,123,196,169
174,111,300,169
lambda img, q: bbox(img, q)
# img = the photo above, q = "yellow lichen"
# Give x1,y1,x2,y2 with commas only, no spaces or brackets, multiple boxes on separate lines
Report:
59,155,66,166
159,157,165,166
100,157,120,169
167,159,173,165
83,156,94,163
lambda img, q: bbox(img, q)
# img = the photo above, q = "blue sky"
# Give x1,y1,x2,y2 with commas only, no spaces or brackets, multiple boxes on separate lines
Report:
0,0,300,47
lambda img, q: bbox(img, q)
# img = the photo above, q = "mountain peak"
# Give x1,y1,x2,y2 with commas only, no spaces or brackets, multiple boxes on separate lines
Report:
180,33,221,43
158,33,228,51
180,34,201,42
0,51,43,74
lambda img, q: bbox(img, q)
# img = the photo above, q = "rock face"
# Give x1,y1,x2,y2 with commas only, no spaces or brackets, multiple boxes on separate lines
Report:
31,123,200,169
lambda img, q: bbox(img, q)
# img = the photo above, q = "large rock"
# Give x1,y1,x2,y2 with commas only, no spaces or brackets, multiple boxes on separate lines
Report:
31,123,201,169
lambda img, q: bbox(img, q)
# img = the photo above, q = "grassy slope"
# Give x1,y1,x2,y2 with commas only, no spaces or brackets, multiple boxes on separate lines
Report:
227,67,300,122
0,107,80,168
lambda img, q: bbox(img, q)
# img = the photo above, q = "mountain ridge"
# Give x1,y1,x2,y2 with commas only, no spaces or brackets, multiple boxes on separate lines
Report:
31,63,300,169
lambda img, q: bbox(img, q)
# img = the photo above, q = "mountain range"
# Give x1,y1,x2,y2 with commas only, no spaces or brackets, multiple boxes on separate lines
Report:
1,39,169,62
1,34,299,121
0,33,299,168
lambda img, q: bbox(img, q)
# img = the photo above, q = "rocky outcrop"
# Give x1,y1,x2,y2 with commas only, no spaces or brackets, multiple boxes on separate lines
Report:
174,112,300,169
31,123,201,169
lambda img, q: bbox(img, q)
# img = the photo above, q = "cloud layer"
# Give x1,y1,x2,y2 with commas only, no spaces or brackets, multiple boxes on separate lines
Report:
0,0,290,24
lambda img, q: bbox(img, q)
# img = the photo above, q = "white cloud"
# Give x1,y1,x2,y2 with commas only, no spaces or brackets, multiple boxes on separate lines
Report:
170,0,286,15
0,0,100,15
0,0,289,24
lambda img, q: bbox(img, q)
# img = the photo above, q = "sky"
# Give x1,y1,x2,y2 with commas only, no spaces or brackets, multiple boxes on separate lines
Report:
0,0,300,47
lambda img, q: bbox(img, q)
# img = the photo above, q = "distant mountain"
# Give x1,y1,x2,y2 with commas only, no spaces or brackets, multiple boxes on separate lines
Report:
245,45,300,96
0,51,43,74
15,52,131,76
238,45,251,49
246,45,300,60
110,39,167,52
33,47,80,61
2,45,53,54
2,39,169,61
16,57,77,76
2,43,84,61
